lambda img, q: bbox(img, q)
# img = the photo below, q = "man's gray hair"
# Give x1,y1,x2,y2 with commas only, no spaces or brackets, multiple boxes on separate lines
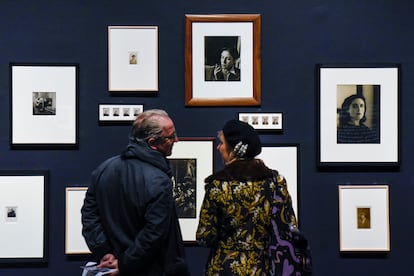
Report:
130,109,170,141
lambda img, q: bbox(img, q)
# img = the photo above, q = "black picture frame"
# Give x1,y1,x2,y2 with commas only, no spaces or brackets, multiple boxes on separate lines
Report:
316,64,400,167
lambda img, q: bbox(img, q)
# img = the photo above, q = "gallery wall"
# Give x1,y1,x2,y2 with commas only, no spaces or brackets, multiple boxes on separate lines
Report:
0,1,413,275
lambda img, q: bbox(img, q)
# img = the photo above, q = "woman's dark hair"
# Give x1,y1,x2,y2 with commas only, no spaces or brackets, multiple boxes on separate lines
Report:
338,94,367,126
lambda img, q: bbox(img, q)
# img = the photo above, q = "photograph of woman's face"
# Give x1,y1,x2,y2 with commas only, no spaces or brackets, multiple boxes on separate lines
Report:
348,98,365,125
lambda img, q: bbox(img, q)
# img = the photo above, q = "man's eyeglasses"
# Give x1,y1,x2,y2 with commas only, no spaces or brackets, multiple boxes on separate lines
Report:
160,132,177,142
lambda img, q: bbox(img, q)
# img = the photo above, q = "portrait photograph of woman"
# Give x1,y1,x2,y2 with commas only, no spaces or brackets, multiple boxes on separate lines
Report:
336,84,380,144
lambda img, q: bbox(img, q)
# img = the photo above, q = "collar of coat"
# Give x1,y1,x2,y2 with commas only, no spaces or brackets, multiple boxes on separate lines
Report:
205,158,275,183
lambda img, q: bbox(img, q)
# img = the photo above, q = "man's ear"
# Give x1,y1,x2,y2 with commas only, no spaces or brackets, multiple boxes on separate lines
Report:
147,137,158,150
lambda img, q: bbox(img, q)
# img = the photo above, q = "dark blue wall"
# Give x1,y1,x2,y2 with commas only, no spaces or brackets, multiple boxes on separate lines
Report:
0,0,413,275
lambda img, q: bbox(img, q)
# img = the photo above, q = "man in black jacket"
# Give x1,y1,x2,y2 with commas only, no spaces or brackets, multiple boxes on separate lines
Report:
81,109,189,276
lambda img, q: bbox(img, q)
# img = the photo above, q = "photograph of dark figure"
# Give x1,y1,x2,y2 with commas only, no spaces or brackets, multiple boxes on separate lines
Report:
170,159,196,218
204,36,241,81
357,207,371,229
33,91,56,115
337,85,380,144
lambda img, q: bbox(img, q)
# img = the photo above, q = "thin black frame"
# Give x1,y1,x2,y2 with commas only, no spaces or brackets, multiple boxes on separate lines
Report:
0,170,49,264
316,64,400,168
10,63,79,149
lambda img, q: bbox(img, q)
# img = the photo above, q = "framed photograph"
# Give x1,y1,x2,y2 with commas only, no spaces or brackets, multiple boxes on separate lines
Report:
338,185,390,252
0,170,48,263
239,112,282,131
65,187,91,255
257,144,299,222
99,104,143,124
317,64,400,166
185,14,261,106
108,26,158,92
10,63,79,149
167,138,214,243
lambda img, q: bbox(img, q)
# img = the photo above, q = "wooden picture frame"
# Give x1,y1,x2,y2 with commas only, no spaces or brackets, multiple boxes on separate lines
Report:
185,14,261,106
65,187,91,255
338,185,390,252
108,26,158,92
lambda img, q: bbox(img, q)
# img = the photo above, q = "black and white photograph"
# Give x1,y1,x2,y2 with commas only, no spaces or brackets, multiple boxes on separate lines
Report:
337,85,380,144
170,158,197,218
204,36,241,81
5,206,17,222
33,92,56,115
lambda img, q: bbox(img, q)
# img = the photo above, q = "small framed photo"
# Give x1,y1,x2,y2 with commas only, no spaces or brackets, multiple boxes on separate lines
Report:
0,170,48,263
185,14,261,106
65,187,91,255
99,104,143,123
10,63,78,149
338,185,390,252
317,64,400,166
238,112,282,131
167,138,214,243
257,144,299,222
108,26,158,92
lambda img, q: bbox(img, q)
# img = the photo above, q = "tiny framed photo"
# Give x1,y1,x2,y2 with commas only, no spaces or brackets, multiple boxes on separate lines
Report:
108,26,158,92
238,112,282,131
338,185,390,252
10,63,79,149
316,64,400,167
99,104,143,124
185,14,261,106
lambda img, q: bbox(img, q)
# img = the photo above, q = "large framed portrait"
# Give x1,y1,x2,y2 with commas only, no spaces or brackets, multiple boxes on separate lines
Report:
317,64,400,166
0,170,48,263
257,144,300,223
167,138,214,243
108,26,158,92
10,63,79,149
65,187,91,255
185,14,261,106
338,185,390,252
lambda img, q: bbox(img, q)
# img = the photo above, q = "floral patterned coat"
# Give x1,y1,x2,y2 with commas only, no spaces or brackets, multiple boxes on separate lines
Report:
196,159,297,276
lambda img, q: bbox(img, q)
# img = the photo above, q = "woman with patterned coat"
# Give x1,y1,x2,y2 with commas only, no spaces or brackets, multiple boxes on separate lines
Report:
196,120,298,276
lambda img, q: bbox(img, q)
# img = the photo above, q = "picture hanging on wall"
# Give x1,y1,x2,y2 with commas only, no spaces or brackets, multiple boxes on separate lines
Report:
185,14,261,106
167,138,214,243
0,170,48,263
10,63,79,149
98,103,143,124
316,64,400,167
338,185,390,252
65,187,91,255
257,144,300,223
108,26,158,92
238,112,282,131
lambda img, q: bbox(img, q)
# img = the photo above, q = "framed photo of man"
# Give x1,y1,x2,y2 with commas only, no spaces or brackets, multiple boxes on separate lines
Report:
185,14,261,106
316,64,400,167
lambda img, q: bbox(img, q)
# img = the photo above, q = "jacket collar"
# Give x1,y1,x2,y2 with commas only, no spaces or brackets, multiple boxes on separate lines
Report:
206,159,274,182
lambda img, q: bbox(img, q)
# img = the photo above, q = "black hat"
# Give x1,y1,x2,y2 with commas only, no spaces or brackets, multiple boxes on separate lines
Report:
222,119,262,158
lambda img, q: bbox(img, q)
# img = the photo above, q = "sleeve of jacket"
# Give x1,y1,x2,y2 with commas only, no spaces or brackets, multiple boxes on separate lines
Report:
196,180,219,247
81,169,112,261
117,174,175,274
